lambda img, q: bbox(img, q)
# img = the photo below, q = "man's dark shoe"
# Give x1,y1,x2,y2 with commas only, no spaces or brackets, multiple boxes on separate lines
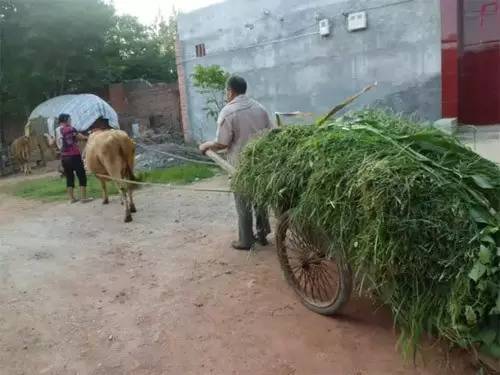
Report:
231,241,252,251
256,236,269,246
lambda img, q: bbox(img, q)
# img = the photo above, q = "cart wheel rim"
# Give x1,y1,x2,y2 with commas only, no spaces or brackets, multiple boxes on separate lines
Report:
283,218,343,308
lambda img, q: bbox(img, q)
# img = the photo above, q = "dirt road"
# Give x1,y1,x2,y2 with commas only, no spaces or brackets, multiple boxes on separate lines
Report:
0,176,475,375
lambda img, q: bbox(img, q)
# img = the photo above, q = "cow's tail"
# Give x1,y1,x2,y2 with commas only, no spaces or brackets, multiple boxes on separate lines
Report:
121,138,136,182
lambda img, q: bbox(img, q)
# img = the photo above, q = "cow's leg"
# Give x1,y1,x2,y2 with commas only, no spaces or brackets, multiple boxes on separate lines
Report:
114,180,131,222
100,158,132,223
38,142,46,167
120,185,132,222
128,184,136,213
113,181,124,205
100,179,109,205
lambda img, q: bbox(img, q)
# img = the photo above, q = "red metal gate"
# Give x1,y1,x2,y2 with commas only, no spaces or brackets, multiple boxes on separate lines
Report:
441,0,500,125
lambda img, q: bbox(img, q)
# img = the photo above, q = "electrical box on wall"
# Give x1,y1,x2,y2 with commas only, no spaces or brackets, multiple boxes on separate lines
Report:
319,19,331,36
347,11,367,32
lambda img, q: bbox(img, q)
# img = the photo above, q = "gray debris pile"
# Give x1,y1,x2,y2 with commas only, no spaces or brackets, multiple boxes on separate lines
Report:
134,143,211,171
138,129,184,145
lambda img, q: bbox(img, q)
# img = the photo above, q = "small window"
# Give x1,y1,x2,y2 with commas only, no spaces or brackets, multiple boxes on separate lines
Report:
195,43,206,57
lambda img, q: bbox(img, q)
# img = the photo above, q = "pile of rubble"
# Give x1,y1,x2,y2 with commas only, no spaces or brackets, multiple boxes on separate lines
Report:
137,128,184,145
134,142,212,171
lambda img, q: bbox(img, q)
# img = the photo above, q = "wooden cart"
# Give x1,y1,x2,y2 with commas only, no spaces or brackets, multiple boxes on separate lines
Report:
273,109,354,315
275,211,353,315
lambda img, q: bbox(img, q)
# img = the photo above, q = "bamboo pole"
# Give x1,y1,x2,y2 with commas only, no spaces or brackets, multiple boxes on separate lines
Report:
205,149,236,175
317,82,378,126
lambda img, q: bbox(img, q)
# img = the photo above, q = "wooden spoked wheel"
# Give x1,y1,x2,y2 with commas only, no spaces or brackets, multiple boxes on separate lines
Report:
276,211,352,315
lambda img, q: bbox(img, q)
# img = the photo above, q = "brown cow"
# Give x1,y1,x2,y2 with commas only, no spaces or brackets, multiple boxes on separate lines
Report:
11,136,32,175
85,129,137,222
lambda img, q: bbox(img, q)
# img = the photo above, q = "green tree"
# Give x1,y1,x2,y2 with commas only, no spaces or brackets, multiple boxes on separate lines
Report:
1,0,115,118
192,65,230,121
103,14,176,83
154,8,178,57
0,0,178,131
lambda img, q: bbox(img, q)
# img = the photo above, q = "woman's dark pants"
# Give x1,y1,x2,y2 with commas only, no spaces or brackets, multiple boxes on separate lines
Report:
61,155,87,188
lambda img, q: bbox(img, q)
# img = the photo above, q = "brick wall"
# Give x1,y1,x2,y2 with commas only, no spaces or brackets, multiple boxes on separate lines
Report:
109,83,128,114
109,81,182,139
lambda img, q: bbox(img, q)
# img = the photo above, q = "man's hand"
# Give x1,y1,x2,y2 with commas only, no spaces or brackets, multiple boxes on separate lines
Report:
199,141,216,155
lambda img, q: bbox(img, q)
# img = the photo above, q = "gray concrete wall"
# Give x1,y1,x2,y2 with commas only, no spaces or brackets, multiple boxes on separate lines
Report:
178,0,442,141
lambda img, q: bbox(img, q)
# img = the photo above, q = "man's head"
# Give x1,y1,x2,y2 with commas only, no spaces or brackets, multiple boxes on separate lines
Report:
58,113,71,126
226,75,247,102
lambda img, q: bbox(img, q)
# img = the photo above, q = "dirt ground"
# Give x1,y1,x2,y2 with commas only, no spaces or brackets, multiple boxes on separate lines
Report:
0,175,477,375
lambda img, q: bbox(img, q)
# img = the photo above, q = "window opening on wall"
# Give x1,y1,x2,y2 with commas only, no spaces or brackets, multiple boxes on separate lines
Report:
195,44,206,57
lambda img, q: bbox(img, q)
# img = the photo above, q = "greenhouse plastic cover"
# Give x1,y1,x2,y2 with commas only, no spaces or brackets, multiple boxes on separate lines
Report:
28,94,119,132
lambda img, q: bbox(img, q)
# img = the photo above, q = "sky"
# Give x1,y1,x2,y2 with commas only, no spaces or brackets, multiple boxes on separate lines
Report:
112,0,223,24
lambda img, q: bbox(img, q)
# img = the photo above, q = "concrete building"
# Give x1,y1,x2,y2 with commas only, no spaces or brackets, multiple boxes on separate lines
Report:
176,0,500,143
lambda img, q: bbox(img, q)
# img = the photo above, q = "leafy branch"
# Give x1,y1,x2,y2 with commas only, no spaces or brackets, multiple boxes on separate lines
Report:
191,65,230,122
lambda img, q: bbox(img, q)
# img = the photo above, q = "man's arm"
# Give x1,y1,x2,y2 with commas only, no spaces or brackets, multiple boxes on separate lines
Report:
199,116,232,155
265,110,275,130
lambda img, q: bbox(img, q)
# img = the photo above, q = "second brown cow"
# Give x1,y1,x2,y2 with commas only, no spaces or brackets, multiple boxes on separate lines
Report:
11,136,32,175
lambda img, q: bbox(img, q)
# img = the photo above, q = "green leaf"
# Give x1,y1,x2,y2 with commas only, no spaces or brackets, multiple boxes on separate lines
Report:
481,235,496,245
469,262,487,282
479,245,492,264
481,342,500,359
478,328,497,345
488,227,499,234
471,175,495,189
471,207,493,225
491,293,500,315
465,305,477,325
478,280,488,291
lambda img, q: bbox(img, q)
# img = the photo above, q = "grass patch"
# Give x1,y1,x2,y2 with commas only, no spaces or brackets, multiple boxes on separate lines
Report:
137,163,217,185
2,163,217,202
3,175,118,202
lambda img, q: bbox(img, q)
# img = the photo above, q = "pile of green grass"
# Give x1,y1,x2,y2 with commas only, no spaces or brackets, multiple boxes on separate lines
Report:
232,109,500,358
3,164,217,202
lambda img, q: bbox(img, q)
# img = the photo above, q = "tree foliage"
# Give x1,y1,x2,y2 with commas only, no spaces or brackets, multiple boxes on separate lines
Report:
0,0,177,124
192,65,230,121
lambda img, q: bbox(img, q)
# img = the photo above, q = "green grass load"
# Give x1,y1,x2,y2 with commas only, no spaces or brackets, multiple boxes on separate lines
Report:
232,109,500,358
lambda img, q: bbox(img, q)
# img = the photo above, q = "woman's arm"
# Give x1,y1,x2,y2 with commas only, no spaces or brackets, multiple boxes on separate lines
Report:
76,133,88,141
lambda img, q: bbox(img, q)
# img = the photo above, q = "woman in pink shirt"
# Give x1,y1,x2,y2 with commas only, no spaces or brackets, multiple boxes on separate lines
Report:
58,114,91,203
